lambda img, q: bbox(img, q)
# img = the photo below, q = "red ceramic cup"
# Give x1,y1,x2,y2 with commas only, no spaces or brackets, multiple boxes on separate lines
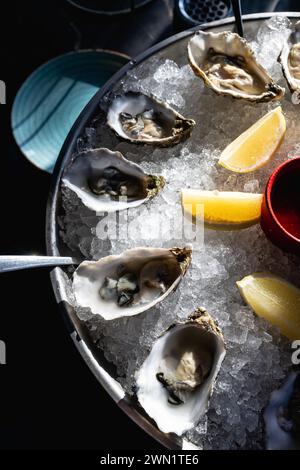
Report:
261,157,300,255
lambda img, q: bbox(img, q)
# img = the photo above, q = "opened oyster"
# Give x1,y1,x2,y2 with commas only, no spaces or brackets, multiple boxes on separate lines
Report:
62,148,164,212
73,246,192,320
107,92,195,145
136,308,226,436
279,22,300,99
188,31,284,102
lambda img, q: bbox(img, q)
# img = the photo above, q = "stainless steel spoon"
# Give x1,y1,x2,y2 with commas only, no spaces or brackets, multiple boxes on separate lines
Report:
0,255,79,273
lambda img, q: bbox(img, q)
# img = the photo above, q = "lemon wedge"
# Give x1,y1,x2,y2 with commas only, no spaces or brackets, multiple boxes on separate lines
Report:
219,107,286,173
182,189,263,229
237,272,300,340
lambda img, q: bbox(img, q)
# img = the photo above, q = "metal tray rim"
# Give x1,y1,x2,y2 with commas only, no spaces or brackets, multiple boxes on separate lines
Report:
45,12,300,450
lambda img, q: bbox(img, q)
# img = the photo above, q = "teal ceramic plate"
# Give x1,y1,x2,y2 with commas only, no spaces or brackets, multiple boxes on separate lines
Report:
11,50,129,173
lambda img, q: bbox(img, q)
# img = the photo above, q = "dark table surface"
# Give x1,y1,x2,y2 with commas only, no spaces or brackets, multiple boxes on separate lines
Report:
0,0,299,451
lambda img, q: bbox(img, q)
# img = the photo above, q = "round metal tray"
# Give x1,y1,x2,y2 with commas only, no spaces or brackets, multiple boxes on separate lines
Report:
46,12,300,450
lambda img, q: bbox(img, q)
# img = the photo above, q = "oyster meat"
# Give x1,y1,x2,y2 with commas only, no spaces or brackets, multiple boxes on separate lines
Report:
62,148,164,212
107,92,195,145
135,308,226,436
188,31,284,101
279,21,300,98
73,246,192,320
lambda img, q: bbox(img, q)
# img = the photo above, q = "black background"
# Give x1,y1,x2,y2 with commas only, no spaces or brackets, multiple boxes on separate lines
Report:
0,0,172,450
0,0,299,452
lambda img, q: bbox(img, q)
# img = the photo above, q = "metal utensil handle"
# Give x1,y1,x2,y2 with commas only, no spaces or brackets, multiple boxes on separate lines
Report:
0,256,77,273
231,0,244,37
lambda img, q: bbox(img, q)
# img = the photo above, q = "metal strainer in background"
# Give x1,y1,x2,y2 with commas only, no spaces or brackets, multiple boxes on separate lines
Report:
175,0,231,28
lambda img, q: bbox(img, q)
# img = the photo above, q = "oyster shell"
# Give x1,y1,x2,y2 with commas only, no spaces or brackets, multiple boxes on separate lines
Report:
107,92,195,145
279,21,300,99
73,246,192,320
135,308,226,436
62,148,164,212
188,31,284,102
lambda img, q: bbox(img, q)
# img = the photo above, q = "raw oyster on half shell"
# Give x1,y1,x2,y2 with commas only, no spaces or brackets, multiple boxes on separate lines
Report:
62,148,164,213
279,21,300,99
73,246,192,320
107,92,195,145
188,30,284,101
135,308,226,436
